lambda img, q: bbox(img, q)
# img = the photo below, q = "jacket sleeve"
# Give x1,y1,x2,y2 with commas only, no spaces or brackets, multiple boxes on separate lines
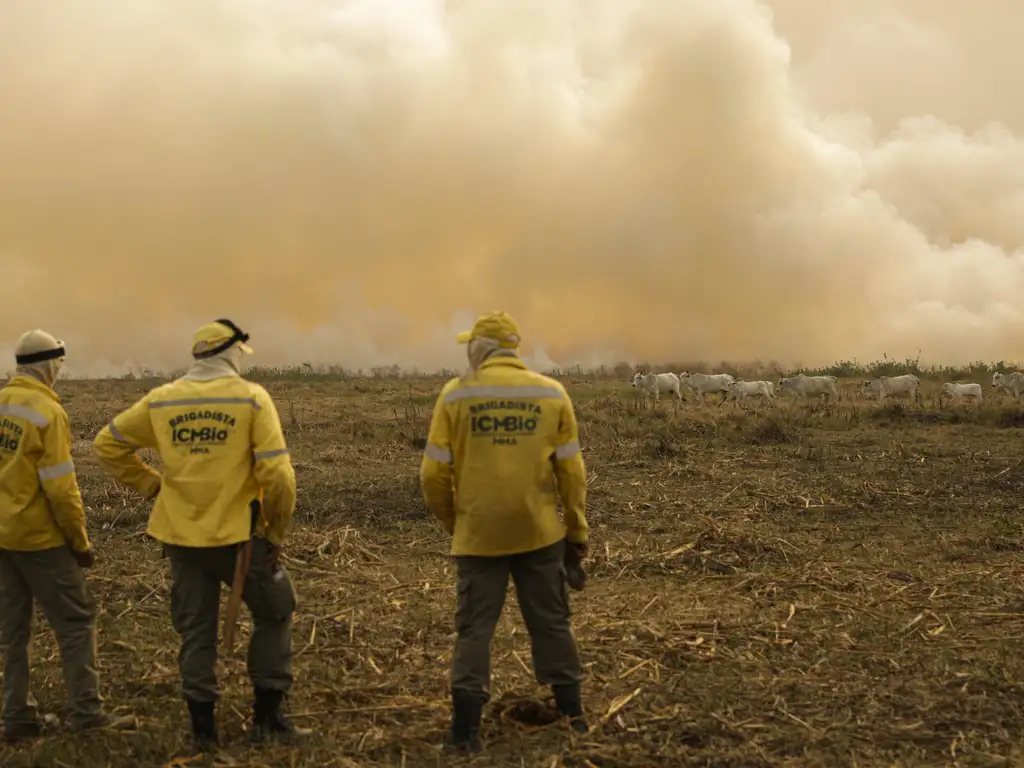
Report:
553,391,589,544
419,387,455,534
39,410,91,553
251,387,296,546
93,395,163,500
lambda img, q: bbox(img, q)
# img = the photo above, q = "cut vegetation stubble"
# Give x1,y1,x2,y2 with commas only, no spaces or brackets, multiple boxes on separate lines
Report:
5,372,1024,767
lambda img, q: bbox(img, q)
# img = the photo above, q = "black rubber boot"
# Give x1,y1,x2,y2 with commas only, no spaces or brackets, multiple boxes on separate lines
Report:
186,699,218,752
448,691,484,755
2,721,42,743
249,687,311,745
553,684,589,733
2,712,59,742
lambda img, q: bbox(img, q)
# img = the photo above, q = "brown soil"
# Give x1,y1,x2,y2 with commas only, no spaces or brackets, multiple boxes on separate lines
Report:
3,375,1023,767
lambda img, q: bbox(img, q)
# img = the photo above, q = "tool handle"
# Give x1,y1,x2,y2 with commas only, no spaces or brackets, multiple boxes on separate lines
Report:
249,498,261,534
223,541,251,651
223,499,261,652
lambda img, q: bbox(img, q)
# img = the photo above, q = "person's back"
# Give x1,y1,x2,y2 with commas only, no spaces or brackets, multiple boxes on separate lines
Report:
0,330,130,741
434,355,586,557
93,319,305,751
420,311,590,756
99,372,292,548
0,374,88,553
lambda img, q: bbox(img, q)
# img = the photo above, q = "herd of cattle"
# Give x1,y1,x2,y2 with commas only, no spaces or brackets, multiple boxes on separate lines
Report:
630,370,1024,406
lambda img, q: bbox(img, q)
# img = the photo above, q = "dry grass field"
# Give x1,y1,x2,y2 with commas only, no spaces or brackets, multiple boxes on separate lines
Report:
3,370,1024,767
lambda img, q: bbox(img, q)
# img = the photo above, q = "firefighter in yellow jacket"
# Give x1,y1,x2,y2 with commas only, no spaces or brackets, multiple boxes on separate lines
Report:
419,311,590,755
93,319,308,750
0,330,132,740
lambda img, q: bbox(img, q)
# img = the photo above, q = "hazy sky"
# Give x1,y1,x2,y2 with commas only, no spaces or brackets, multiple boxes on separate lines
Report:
1,0,1022,374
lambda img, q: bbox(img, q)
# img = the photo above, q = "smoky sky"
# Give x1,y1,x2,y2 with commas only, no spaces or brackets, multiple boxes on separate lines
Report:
2,0,1023,375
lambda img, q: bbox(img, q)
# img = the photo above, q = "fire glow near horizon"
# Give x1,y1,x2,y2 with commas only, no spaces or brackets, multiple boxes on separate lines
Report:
2,0,1024,377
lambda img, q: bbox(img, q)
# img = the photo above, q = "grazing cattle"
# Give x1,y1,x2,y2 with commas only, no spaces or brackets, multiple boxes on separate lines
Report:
777,374,840,403
631,371,683,404
727,380,775,403
940,382,983,403
678,372,736,405
861,374,922,403
991,371,1024,401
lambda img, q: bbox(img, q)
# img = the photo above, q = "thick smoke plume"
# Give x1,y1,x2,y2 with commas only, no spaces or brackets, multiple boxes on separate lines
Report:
1,0,1023,375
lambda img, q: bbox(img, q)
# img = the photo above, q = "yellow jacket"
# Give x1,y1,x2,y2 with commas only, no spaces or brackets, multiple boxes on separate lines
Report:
419,356,589,556
93,374,297,548
0,376,91,552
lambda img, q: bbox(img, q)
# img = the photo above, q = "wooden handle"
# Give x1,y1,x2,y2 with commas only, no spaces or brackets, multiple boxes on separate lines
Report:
223,539,254,652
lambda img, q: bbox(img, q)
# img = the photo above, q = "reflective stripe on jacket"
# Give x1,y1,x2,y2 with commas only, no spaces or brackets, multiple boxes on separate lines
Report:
0,376,90,552
93,376,296,547
419,357,588,556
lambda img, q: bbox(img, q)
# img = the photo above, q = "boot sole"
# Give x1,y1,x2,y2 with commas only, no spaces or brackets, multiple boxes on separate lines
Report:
2,731,41,743
446,741,484,756
3,716,59,742
249,729,312,745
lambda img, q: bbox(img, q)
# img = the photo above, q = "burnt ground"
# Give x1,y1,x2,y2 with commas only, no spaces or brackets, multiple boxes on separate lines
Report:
3,375,1024,767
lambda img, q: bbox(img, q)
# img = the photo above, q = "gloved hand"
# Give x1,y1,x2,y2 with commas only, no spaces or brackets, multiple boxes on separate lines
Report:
72,547,96,569
564,539,589,592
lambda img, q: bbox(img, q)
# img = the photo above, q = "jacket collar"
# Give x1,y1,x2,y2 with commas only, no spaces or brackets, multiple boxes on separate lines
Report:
479,356,527,371
179,356,242,382
6,375,60,403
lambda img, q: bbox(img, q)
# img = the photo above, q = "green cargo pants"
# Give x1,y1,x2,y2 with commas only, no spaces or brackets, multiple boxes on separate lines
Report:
0,546,102,729
166,537,296,703
451,539,583,702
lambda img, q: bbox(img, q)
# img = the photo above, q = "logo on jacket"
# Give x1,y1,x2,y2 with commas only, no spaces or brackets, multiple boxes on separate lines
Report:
0,418,23,453
168,410,237,454
469,401,540,445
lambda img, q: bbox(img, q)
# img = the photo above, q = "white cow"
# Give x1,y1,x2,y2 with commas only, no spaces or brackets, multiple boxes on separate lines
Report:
631,371,683,404
777,374,840,403
861,374,922,403
727,380,775,403
991,371,1024,401
678,372,736,405
940,382,983,404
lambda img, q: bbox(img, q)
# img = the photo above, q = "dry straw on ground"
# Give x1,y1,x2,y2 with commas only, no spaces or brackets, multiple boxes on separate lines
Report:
3,370,1024,767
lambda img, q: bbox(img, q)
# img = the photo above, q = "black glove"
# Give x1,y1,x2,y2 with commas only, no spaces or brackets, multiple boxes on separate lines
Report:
72,547,96,569
564,539,588,592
